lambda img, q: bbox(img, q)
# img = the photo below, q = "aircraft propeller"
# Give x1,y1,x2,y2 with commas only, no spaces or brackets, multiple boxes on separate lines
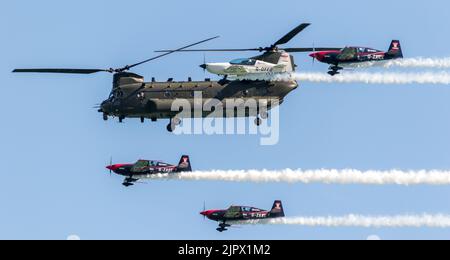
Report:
200,53,207,74
312,42,316,66
203,201,206,220
109,157,113,176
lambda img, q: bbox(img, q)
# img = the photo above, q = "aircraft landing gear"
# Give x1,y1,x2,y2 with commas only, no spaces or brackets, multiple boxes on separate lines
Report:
119,116,125,123
103,113,108,121
254,117,263,126
328,71,340,76
140,117,145,123
217,223,230,232
328,65,343,76
167,117,182,132
123,177,137,187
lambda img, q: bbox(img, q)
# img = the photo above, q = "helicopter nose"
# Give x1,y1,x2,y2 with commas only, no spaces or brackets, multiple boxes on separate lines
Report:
200,211,209,216
100,100,112,113
199,64,207,70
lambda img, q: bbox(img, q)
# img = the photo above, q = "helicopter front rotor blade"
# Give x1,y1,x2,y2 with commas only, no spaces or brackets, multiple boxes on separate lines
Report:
13,37,219,75
12,68,111,74
122,36,220,71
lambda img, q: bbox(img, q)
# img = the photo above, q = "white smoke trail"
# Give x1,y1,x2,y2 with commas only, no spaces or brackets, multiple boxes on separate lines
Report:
294,72,450,85
232,214,450,228
351,57,450,69
142,169,450,186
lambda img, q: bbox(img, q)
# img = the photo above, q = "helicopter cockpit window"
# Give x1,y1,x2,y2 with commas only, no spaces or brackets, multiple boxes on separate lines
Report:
230,58,257,66
110,89,124,100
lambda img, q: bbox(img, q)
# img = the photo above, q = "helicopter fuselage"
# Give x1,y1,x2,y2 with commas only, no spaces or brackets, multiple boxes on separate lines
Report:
99,73,298,122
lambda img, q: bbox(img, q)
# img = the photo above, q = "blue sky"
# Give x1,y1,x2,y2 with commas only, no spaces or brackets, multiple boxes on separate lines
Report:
1,0,450,239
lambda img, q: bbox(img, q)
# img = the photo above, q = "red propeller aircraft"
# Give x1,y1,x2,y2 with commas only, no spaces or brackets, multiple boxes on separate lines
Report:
106,155,192,187
310,40,403,76
201,200,285,232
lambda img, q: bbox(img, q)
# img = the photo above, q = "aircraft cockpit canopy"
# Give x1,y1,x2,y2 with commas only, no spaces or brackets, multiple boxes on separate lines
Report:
230,58,257,66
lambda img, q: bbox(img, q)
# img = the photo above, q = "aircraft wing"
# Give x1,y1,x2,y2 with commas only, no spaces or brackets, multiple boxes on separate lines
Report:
223,66,249,76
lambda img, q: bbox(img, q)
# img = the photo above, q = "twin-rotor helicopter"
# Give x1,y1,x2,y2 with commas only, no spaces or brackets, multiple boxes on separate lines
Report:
12,23,338,132
13,24,326,132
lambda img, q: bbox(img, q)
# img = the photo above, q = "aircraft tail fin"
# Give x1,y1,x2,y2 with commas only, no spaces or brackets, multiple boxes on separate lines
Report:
177,155,192,172
387,40,403,59
269,200,285,218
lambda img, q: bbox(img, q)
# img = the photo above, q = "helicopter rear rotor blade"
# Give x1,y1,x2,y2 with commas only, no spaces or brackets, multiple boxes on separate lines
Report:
282,47,342,53
154,48,261,53
155,23,316,54
273,23,311,46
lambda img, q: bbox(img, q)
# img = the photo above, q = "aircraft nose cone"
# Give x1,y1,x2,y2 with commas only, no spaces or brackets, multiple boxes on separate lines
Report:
310,52,325,62
106,165,114,171
199,64,207,70
200,211,208,216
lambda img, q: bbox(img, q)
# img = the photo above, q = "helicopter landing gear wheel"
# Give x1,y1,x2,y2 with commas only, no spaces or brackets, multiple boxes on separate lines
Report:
119,116,125,123
254,117,263,126
103,113,108,121
167,118,181,132
167,123,175,133
260,111,269,120
140,117,145,123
